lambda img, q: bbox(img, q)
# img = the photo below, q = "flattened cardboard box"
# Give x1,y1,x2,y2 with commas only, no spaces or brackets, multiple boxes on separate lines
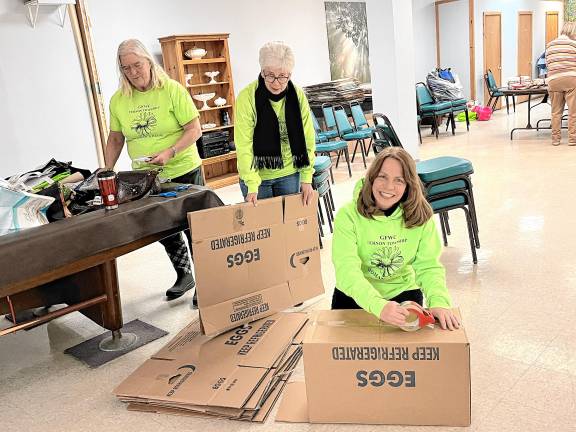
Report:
189,193,324,336
115,312,307,417
291,309,470,426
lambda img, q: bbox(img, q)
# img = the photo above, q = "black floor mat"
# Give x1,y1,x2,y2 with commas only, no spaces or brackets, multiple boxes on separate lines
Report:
64,319,168,368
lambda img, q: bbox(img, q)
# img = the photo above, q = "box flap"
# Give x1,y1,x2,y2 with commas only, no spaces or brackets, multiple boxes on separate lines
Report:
200,283,294,336
237,312,308,367
305,309,468,345
283,192,318,222
206,365,269,408
275,381,309,423
189,196,283,240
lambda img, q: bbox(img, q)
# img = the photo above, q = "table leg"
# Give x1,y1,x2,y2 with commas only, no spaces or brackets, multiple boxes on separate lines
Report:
526,94,533,128
510,94,535,139
73,259,123,331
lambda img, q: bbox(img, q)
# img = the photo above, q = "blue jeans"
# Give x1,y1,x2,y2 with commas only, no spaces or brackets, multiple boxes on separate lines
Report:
239,172,300,200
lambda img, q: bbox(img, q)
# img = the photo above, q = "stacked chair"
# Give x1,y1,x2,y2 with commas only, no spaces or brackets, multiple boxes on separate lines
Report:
349,101,377,149
313,155,336,248
484,69,515,113
372,113,479,264
312,111,352,178
415,82,470,138
330,104,372,168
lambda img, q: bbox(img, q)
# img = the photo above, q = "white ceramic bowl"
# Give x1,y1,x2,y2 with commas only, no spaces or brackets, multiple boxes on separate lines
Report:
192,92,216,109
204,71,220,83
214,97,227,106
201,123,217,130
184,47,207,59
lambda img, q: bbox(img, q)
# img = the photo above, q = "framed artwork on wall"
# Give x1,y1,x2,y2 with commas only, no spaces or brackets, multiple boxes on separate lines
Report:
324,1,371,84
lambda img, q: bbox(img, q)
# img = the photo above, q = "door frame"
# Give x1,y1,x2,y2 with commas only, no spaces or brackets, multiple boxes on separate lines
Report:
435,0,476,100
545,11,559,46
517,11,533,103
483,12,502,107
517,11,533,77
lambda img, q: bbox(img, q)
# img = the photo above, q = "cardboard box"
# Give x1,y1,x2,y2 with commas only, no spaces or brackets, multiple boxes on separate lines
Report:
115,312,308,421
296,309,470,426
188,193,324,336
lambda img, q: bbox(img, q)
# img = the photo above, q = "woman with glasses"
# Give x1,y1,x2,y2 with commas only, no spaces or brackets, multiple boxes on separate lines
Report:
105,39,202,301
332,147,460,331
235,41,316,206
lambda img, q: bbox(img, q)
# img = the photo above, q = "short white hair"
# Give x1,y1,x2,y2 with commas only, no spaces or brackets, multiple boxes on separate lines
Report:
259,41,295,72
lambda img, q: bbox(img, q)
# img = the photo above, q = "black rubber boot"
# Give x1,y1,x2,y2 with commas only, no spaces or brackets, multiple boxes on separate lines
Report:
192,291,198,308
5,307,51,324
165,272,195,300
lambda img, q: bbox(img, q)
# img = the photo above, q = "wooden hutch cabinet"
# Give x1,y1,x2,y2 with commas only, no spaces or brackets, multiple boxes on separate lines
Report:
158,33,238,188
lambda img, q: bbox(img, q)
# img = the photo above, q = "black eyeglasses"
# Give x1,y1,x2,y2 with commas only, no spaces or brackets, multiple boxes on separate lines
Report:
263,73,290,84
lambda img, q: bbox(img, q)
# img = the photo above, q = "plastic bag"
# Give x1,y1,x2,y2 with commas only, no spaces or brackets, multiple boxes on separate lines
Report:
0,180,55,236
426,70,464,101
456,111,477,122
471,105,492,121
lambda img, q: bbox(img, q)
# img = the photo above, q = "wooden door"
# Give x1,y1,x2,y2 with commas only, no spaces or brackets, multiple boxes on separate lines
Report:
546,11,559,46
517,12,533,103
484,13,502,108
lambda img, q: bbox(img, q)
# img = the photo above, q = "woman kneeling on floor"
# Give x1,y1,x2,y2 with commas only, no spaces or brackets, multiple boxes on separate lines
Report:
331,147,460,330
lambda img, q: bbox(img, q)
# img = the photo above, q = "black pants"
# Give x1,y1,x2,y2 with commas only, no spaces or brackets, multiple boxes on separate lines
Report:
158,167,204,275
331,287,423,310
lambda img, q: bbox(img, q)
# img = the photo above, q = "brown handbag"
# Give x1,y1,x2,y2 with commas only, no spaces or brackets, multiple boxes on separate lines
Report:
116,169,162,204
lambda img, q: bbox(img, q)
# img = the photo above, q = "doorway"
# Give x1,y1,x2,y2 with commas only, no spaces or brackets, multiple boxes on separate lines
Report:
546,11,559,47
483,12,502,108
517,11,533,103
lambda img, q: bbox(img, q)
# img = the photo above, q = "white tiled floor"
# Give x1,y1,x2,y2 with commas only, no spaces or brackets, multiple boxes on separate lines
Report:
2,103,576,431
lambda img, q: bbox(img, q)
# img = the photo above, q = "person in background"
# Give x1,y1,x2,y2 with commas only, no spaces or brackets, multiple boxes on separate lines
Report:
545,21,576,146
331,147,460,330
105,39,202,301
235,41,315,206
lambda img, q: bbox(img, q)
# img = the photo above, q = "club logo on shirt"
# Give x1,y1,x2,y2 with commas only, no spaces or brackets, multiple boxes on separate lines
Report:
131,112,158,137
369,246,404,278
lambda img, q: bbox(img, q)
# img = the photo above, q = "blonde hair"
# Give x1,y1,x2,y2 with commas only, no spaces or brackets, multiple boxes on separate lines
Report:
259,41,295,72
357,147,433,228
561,22,576,40
117,39,168,96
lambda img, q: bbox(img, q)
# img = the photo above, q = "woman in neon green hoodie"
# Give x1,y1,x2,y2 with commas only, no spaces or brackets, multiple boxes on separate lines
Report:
332,147,460,330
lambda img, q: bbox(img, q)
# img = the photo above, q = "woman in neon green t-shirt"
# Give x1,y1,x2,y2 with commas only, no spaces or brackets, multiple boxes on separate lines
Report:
105,39,202,301
332,147,460,330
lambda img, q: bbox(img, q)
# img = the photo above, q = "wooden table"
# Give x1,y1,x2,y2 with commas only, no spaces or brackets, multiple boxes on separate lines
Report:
0,186,223,337
500,87,549,139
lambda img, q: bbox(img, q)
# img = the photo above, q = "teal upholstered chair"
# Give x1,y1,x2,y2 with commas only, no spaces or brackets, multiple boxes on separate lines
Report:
332,104,372,168
312,110,339,141
415,82,454,139
485,69,515,113
350,101,376,156
315,137,352,179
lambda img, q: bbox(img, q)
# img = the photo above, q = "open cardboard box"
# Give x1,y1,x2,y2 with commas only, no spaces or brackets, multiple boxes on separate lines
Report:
188,193,324,336
277,309,471,426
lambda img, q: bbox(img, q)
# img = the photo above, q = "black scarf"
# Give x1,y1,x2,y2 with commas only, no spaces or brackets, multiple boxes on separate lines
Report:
252,74,309,170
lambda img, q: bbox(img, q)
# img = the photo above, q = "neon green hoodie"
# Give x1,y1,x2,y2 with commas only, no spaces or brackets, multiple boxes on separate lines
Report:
332,179,451,319
234,80,316,193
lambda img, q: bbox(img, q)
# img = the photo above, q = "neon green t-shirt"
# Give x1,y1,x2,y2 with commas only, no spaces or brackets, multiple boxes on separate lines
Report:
234,80,316,194
109,78,200,180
